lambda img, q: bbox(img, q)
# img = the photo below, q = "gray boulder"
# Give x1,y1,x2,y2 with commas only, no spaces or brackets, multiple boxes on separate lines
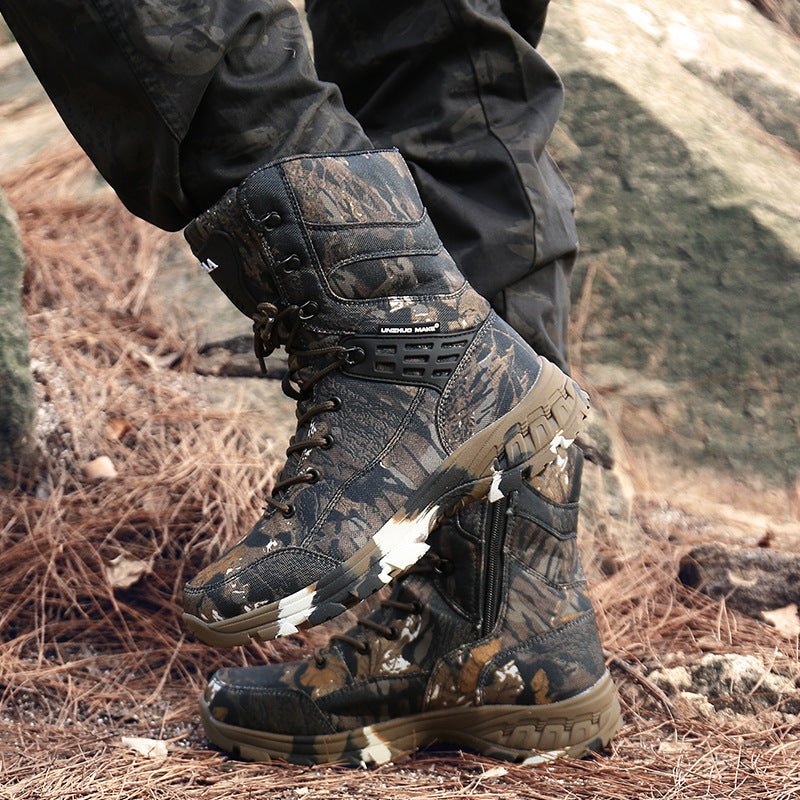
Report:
542,0,800,484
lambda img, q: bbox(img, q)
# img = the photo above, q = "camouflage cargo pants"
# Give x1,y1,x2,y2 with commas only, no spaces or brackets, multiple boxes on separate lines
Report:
1,0,577,367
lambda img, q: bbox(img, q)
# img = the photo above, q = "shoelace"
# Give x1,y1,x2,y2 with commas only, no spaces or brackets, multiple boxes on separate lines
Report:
252,301,364,517
312,556,453,668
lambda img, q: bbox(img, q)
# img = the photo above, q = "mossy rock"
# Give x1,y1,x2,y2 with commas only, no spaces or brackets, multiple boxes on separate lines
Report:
0,187,36,485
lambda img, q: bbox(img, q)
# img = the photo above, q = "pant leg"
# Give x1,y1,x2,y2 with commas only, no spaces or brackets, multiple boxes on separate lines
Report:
0,0,371,230
306,0,576,370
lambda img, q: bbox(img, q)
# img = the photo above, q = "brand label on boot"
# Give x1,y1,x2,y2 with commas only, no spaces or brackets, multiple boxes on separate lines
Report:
379,322,440,335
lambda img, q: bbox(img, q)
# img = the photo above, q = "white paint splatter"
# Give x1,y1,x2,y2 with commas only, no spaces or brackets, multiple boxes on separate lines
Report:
360,726,393,765
546,431,575,477
276,585,317,631
277,620,299,637
488,468,504,503
373,506,438,582
380,653,412,674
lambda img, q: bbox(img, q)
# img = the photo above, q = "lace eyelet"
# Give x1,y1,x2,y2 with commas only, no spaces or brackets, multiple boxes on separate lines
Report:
412,601,422,615
329,396,343,412
384,626,398,641
321,434,334,449
299,300,319,319
358,642,371,655
314,655,327,669
262,211,282,231
279,254,300,272
343,346,366,366
435,558,455,576
282,503,295,519
306,468,321,484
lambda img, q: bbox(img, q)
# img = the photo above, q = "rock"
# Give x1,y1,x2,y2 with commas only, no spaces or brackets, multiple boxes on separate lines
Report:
0,186,36,486
542,0,800,486
0,42,74,173
577,413,643,578
82,456,118,481
679,543,800,616
649,653,800,719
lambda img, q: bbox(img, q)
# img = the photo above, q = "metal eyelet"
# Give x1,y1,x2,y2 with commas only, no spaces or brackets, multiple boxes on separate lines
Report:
262,211,282,230
282,503,295,519
435,558,455,576
306,468,321,484
357,642,370,655
278,254,300,272
321,434,334,449
343,346,366,366
299,300,319,319
329,396,343,412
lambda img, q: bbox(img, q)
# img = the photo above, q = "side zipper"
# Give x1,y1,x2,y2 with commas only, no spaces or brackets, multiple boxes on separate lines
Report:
482,495,509,636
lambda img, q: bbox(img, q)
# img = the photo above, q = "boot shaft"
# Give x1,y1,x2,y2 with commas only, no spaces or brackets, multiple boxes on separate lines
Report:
181,148,595,646
423,445,606,709
184,149,487,332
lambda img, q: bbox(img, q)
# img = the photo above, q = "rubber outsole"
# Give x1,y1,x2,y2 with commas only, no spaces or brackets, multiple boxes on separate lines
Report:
200,671,622,766
183,358,590,647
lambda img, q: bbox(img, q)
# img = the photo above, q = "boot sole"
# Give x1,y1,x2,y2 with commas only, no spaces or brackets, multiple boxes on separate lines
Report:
183,358,589,646
200,670,621,765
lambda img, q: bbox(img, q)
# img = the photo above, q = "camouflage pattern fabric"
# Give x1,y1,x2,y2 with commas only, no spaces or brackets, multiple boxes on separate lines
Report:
2,1,576,363
200,446,622,765
180,149,590,645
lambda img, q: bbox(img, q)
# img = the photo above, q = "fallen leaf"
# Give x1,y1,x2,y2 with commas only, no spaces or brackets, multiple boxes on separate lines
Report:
106,554,151,590
82,456,117,480
105,418,134,440
762,604,800,638
658,740,695,755
121,736,167,760
481,766,508,779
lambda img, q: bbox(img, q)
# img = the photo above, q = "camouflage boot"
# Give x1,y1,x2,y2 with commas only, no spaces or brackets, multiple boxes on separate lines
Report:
181,149,589,646
200,445,622,765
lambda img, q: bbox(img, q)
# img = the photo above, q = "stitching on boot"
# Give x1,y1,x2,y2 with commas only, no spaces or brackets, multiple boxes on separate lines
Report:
435,315,493,454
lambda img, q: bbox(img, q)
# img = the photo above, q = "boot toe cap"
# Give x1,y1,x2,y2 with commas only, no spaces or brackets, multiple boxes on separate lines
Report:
204,666,335,737
183,546,339,622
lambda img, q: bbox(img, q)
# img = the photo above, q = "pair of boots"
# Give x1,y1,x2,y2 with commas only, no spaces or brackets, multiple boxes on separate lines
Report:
180,149,621,765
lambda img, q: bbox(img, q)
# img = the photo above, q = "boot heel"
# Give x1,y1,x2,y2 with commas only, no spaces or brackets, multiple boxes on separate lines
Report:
453,672,622,763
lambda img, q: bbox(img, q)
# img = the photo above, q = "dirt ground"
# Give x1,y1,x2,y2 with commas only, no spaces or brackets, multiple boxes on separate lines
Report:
1,144,799,799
